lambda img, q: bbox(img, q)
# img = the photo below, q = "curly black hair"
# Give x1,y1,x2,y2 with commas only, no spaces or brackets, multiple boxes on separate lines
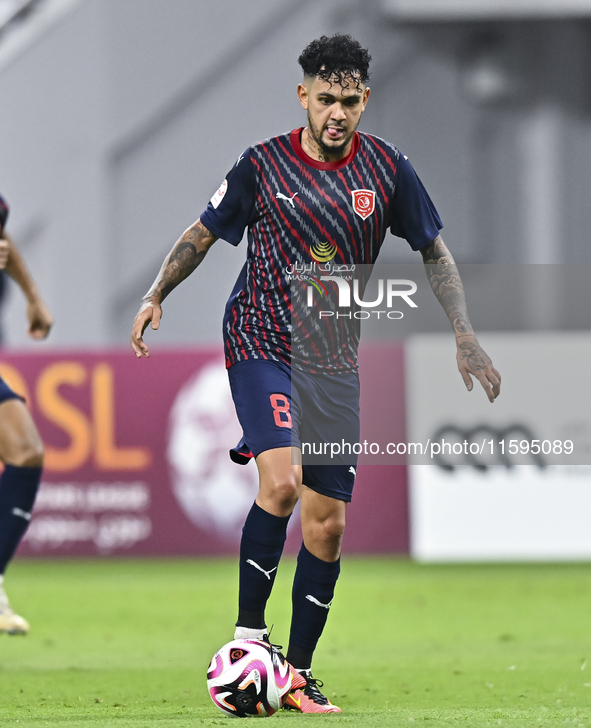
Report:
298,34,371,89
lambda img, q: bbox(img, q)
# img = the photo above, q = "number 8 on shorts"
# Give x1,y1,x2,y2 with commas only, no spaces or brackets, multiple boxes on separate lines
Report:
270,394,292,428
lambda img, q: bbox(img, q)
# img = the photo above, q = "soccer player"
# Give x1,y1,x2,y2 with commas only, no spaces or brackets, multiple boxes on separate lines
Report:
131,34,500,712
0,195,53,634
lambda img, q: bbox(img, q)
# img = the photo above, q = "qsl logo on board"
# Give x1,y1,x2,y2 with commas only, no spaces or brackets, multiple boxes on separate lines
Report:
351,189,375,220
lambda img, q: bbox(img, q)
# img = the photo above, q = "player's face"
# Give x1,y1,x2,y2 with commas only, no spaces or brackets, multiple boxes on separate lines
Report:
297,74,370,161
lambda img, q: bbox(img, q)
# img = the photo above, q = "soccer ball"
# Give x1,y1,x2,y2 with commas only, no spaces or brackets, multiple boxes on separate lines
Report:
206,639,292,717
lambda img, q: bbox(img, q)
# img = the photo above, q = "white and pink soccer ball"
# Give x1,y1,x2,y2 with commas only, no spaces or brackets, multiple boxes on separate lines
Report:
206,639,293,717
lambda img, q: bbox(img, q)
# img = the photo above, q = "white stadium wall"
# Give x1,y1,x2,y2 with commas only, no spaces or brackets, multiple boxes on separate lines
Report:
383,0,591,20
407,333,591,561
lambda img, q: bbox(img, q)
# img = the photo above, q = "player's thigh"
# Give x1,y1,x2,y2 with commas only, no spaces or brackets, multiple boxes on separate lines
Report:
228,359,300,458
297,369,360,504
255,446,303,516
0,398,44,466
297,369,360,473
300,485,347,560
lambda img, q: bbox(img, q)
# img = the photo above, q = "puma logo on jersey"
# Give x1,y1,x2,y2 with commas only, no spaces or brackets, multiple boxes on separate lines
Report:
276,192,298,208
349,466,356,476
306,594,334,610
246,559,277,580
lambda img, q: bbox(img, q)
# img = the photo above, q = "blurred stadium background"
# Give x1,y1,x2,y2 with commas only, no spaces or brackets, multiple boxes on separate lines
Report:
1,1,591,724
0,0,589,563
3,0,591,349
0,0,591,596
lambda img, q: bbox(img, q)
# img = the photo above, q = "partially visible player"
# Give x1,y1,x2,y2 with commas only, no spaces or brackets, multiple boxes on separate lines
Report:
0,195,53,634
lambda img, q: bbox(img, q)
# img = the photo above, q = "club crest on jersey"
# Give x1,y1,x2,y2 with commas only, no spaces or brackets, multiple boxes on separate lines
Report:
351,189,375,220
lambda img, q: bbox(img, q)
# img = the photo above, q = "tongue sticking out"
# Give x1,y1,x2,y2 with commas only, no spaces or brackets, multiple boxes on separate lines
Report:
326,127,343,139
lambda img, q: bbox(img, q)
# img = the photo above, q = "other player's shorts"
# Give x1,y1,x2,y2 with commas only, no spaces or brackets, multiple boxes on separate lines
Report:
0,375,24,404
228,358,360,502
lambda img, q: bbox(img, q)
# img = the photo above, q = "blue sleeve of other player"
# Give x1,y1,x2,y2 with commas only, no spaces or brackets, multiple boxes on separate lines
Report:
200,149,256,246
0,195,9,235
390,154,443,251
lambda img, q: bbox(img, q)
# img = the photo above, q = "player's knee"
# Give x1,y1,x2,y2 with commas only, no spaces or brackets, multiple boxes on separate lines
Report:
274,479,300,509
306,515,345,562
316,513,346,545
10,439,44,468
262,475,300,511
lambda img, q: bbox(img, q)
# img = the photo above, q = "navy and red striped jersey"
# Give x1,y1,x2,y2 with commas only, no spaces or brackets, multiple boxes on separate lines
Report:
200,127,442,373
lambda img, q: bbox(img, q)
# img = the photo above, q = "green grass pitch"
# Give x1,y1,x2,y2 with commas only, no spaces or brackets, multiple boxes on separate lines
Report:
0,557,590,727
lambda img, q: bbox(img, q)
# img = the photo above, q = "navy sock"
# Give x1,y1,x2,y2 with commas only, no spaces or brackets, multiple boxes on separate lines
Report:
237,502,290,629
0,465,41,574
286,543,341,670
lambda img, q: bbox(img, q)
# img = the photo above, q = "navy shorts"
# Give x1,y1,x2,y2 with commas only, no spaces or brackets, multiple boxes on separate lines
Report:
228,359,360,502
0,376,23,404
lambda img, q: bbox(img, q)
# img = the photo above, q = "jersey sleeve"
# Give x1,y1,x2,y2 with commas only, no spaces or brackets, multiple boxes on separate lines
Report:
389,153,443,251
200,149,256,246
0,196,8,235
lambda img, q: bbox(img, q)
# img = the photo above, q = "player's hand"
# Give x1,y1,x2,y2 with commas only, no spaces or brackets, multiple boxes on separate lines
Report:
456,336,501,403
27,299,53,340
131,299,162,358
0,238,9,270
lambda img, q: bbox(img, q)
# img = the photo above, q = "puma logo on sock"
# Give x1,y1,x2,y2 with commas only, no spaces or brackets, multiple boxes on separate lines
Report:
305,594,333,610
246,559,277,580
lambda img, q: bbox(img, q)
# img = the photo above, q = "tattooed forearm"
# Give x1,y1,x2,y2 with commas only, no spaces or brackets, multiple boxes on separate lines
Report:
421,236,474,339
420,236,501,401
143,220,217,304
152,242,203,301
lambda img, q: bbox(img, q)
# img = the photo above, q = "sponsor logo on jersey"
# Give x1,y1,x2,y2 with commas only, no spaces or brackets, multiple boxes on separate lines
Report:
351,189,375,220
310,241,338,263
210,179,228,209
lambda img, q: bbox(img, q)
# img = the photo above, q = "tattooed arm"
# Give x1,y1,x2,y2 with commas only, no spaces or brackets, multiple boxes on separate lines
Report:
131,218,218,358
421,235,501,402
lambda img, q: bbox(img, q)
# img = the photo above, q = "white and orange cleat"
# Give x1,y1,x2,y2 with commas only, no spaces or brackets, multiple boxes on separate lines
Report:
284,672,341,713
0,584,29,635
